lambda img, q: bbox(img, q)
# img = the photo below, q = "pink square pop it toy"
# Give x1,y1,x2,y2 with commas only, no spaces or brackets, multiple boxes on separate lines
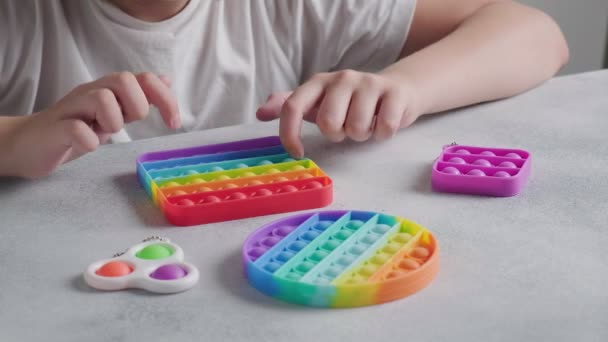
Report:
431,144,531,196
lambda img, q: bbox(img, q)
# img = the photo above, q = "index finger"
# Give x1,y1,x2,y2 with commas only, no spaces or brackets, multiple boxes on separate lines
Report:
136,73,180,129
279,77,327,158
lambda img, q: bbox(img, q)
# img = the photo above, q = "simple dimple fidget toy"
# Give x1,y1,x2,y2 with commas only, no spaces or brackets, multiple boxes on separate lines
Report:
242,210,439,308
431,143,531,196
84,237,199,294
136,136,333,226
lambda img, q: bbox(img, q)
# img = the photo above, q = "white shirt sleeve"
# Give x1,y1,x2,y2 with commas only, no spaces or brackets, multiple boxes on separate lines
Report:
268,0,417,83
0,0,43,115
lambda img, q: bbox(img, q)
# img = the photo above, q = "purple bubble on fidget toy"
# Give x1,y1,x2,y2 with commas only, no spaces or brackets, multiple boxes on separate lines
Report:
472,159,493,167
466,169,486,176
442,167,461,175
150,264,188,280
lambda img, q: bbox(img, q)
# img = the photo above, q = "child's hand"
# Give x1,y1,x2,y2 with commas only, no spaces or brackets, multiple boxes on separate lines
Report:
6,72,179,178
256,70,420,158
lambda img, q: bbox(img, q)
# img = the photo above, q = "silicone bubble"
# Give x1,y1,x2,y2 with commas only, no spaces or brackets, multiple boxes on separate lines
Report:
150,264,187,280
448,157,466,164
96,261,133,277
442,167,461,175
472,159,493,167
467,169,486,176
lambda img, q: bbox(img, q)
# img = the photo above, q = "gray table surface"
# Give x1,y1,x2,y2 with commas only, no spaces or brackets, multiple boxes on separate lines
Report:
1,71,607,342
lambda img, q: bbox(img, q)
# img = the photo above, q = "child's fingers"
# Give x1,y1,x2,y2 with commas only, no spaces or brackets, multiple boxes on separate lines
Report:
256,92,292,121
374,89,406,140
59,119,100,153
279,78,327,158
96,72,150,125
344,89,380,142
315,85,352,143
60,88,124,134
158,75,172,88
135,72,180,129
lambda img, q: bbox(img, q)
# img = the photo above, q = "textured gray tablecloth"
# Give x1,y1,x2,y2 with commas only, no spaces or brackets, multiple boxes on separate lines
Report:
1,71,607,342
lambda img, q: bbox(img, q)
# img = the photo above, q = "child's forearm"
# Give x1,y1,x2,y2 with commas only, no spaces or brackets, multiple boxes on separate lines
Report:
380,1,569,116
0,116,27,176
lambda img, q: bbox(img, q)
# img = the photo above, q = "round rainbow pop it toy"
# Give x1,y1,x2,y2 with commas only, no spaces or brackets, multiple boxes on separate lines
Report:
242,210,439,307
84,237,199,294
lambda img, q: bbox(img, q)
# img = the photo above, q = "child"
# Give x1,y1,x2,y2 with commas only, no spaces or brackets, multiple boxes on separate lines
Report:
0,0,568,178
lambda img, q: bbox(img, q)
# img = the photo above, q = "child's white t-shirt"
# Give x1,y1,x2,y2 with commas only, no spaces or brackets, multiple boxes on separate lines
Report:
0,0,416,142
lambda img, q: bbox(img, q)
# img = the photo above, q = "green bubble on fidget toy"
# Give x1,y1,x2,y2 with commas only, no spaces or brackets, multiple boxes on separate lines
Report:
136,244,174,260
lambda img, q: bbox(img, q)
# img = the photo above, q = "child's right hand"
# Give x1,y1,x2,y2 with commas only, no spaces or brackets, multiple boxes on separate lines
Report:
3,72,180,179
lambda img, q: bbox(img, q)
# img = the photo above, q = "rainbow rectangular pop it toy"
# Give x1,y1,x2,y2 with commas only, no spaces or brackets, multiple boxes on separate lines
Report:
242,210,439,308
432,144,531,197
136,136,333,226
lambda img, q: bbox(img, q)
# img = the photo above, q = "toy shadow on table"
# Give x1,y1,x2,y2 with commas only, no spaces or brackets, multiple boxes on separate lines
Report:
112,173,170,228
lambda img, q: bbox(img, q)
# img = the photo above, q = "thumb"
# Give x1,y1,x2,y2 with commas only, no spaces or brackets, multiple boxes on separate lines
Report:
256,92,292,121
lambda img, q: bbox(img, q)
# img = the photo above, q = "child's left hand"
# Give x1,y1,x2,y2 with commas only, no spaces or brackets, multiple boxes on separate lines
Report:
256,70,421,158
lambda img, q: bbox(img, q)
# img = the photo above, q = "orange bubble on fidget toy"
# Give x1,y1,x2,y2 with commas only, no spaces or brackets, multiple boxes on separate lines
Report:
96,261,133,277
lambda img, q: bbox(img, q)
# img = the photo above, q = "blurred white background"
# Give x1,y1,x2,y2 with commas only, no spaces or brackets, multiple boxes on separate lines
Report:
521,0,608,74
